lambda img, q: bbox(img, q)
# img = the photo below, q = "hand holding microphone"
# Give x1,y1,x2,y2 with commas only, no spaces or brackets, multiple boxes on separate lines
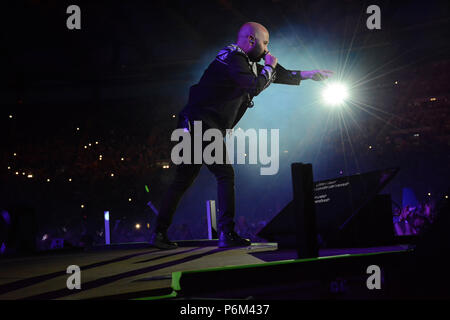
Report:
264,51,278,69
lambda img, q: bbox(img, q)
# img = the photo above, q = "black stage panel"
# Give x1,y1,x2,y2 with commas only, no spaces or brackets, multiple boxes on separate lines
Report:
258,168,399,248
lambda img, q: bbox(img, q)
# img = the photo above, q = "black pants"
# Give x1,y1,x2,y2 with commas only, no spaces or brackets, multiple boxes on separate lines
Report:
155,120,235,234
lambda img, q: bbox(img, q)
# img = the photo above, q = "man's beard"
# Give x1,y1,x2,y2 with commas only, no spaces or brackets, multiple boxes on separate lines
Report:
248,48,266,62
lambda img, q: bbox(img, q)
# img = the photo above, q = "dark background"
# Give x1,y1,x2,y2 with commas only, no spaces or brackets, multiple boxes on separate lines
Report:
1,0,449,249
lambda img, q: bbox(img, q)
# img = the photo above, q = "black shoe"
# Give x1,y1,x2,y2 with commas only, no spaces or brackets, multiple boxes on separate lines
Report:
150,232,178,250
218,231,251,248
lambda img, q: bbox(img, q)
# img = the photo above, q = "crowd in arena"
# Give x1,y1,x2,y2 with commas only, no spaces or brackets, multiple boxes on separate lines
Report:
392,200,436,236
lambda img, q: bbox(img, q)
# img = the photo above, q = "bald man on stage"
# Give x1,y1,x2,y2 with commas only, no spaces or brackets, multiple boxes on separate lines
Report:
150,22,333,250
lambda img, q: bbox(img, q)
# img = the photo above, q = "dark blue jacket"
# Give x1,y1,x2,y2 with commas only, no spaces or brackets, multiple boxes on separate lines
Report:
180,44,302,133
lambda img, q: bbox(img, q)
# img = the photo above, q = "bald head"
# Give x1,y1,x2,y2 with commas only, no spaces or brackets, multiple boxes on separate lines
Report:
237,22,268,42
236,22,270,62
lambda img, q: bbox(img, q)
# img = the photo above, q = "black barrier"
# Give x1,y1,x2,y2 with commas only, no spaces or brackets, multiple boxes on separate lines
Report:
291,163,319,259
258,167,399,249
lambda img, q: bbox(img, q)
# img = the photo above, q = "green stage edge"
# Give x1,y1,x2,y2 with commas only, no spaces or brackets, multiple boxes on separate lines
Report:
134,248,411,300
173,249,410,277
133,290,178,300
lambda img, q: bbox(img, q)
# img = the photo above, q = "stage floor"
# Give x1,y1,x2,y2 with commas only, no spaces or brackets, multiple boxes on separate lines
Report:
0,242,410,300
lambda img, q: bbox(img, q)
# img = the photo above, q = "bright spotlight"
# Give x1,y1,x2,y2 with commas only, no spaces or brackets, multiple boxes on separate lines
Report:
322,83,348,106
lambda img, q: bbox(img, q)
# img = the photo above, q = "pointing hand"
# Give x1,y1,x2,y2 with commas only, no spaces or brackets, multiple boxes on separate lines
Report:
301,70,334,81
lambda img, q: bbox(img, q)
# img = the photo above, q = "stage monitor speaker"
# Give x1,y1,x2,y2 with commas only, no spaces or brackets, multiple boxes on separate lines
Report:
258,168,399,248
331,194,395,247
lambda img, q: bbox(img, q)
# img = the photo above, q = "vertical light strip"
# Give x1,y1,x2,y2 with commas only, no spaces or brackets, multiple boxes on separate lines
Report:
104,211,110,245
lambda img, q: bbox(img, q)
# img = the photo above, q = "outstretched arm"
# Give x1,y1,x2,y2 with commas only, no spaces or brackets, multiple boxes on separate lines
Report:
257,64,334,85
301,69,334,81
257,63,302,85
